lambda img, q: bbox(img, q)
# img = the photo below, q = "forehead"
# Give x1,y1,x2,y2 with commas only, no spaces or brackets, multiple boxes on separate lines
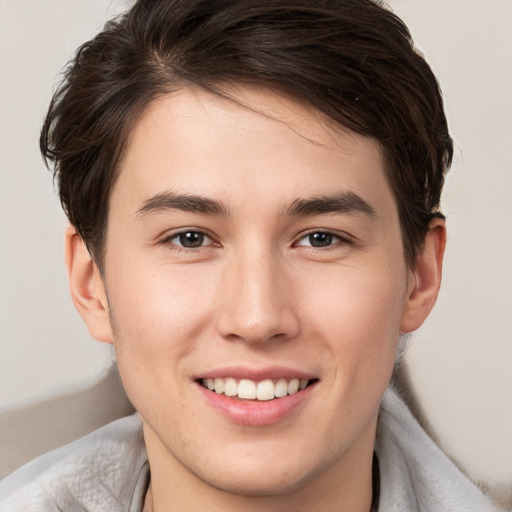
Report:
113,86,395,219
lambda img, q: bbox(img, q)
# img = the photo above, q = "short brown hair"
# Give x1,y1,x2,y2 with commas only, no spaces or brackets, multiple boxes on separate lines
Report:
41,0,453,267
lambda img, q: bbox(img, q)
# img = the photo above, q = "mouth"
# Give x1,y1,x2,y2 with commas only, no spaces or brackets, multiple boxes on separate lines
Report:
194,368,319,425
198,377,319,401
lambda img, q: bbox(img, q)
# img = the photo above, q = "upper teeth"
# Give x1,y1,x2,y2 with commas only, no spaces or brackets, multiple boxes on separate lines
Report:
203,377,309,401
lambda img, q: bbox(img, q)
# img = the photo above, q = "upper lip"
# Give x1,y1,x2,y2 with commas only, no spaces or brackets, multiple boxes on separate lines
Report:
194,366,317,382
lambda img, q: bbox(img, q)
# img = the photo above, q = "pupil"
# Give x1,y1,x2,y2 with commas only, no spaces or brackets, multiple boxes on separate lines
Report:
179,232,204,248
309,232,333,247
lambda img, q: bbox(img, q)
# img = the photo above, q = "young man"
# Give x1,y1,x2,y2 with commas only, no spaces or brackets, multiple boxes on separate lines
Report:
0,1,502,511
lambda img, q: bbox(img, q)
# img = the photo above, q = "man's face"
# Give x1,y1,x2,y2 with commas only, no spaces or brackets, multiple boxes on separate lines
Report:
100,86,414,495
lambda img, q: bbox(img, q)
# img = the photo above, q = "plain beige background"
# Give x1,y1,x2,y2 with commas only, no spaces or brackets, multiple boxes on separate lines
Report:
0,0,511,503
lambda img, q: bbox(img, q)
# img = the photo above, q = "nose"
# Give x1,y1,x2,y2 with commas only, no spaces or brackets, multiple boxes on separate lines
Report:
216,247,300,345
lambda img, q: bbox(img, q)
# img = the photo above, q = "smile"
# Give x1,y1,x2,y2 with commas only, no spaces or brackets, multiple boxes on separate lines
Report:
195,368,319,425
201,377,314,401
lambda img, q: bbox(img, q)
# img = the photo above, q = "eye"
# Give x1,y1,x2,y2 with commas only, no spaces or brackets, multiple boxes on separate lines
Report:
166,230,214,249
295,231,344,248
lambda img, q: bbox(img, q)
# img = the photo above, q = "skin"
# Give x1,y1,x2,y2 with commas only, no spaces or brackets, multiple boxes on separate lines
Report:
66,86,445,512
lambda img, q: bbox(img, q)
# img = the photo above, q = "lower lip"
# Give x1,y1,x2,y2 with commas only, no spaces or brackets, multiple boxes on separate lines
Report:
195,382,316,426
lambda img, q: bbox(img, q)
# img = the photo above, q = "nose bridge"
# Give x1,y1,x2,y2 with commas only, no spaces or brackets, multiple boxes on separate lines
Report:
217,241,298,344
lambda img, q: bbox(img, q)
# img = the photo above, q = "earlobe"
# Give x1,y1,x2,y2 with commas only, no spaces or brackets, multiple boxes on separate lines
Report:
64,224,113,344
400,218,446,333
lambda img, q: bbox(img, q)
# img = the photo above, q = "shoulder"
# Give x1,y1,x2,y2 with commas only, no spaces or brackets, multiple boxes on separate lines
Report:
0,414,147,512
376,388,502,512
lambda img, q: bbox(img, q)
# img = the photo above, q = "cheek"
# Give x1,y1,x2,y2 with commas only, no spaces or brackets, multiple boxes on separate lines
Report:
110,258,216,326
105,265,217,425
105,262,219,385
306,262,407,375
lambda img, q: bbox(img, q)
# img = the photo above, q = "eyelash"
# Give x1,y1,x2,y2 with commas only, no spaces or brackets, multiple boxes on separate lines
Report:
161,229,351,252
294,230,352,250
161,229,218,251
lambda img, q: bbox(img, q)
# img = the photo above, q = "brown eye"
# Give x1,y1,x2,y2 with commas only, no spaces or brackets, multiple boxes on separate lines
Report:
168,231,213,249
308,232,334,247
296,232,340,248
179,232,205,248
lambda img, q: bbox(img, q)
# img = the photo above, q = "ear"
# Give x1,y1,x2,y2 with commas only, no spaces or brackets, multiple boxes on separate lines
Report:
64,224,113,344
400,217,446,333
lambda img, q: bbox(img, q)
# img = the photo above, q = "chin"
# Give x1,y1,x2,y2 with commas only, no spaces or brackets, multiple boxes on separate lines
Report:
194,465,315,498
181,441,339,500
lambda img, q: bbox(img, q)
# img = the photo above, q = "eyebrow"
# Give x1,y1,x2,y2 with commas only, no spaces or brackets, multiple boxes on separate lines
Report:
284,191,376,219
135,190,376,220
136,191,229,218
